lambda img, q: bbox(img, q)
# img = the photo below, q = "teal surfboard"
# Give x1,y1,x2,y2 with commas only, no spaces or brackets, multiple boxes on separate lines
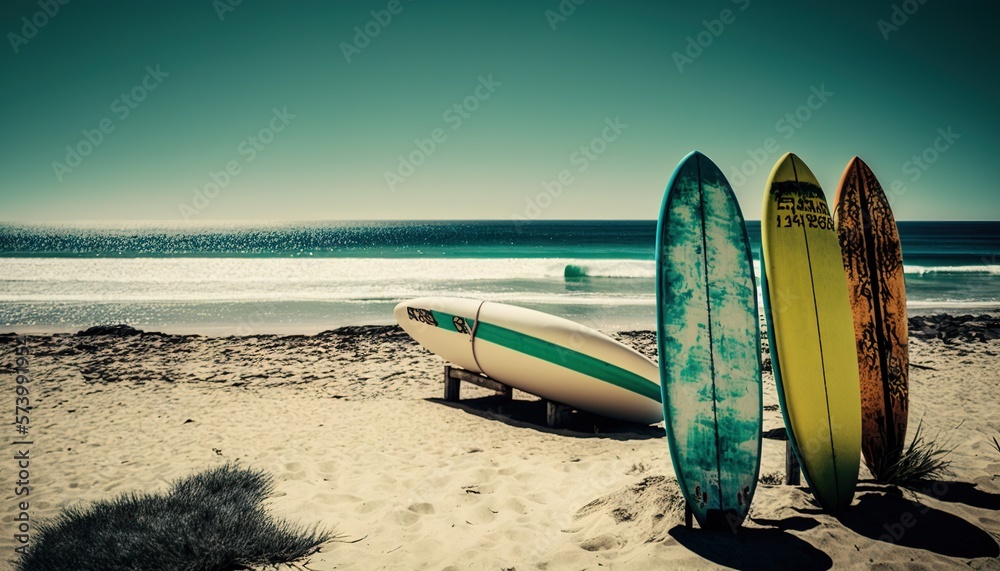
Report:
656,151,763,530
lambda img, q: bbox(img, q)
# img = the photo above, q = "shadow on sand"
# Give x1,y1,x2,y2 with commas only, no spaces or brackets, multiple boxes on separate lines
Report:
836,489,999,559
670,520,832,571
907,479,1000,511
427,395,665,440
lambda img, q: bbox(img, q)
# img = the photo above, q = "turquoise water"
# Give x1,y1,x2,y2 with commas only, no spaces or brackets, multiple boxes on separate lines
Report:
1,221,997,334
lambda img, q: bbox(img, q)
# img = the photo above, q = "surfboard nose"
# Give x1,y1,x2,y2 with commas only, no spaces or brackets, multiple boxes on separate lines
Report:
394,297,484,374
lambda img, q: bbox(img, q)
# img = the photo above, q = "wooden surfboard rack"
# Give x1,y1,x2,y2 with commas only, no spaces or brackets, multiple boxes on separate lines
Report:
445,364,803,503
785,440,801,485
444,365,573,428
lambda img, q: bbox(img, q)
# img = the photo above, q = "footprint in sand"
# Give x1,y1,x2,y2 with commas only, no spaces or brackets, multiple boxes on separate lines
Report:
355,499,389,514
526,491,556,505
315,460,339,474
470,467,496,482
392,510,421,526
502,497,529,515
503,527,539,544
579,533,623,552
408,502,435,515
380,503,436,527
462,505,497,525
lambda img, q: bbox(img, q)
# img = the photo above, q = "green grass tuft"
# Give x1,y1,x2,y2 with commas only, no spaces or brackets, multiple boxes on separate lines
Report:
991,435,1000,456
15,463,335,571
868,418,954,486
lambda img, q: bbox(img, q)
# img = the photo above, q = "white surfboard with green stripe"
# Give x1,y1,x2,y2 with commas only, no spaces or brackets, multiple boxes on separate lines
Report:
394,297,663,424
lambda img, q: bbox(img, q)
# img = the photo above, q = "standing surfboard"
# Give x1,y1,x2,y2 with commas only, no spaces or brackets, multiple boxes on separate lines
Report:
656,151,762,530
761,153,861,511
833,157,909,480
394,297,663,424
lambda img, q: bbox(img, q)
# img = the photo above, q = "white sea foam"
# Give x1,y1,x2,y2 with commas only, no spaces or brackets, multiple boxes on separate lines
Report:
562,261,656,278
0,258,657,304
1,257,996,333
904,265,1000,276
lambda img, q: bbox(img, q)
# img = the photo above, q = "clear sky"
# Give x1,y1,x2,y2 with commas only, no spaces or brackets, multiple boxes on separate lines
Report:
1,0,997,221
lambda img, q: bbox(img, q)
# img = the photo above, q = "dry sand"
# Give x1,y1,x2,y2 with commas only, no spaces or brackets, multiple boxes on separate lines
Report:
1,315,999,570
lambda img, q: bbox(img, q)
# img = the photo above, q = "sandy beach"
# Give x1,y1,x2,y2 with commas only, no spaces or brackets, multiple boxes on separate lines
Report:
2,314,999,570
3,0,997,567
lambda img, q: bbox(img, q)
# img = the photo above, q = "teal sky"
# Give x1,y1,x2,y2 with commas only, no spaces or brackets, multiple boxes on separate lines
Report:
1,0,997,221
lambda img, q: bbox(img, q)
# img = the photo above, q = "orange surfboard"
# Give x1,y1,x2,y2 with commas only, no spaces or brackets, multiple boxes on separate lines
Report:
833,157,909,479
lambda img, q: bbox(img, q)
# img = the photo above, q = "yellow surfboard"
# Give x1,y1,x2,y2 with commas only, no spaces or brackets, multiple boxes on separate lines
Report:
760,153,861,511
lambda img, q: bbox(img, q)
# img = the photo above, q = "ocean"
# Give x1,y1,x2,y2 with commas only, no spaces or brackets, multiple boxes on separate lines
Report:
1,221,997,334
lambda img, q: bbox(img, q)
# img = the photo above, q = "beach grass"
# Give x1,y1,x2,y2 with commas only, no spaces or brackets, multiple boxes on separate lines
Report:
758,471,783,485
14,463,333,571
868,419,954,486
